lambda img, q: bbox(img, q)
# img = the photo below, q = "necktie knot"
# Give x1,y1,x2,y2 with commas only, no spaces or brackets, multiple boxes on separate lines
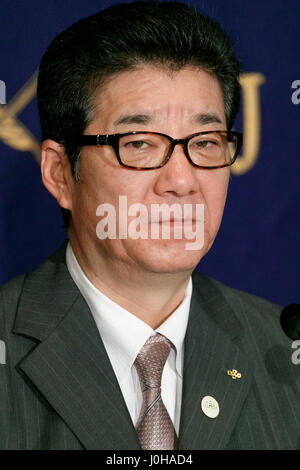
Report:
134,334,172,389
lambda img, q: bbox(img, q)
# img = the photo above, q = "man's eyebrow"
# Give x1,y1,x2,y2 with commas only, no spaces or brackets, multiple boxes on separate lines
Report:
113,112,223,127
191,112,223,125
113,114,152,126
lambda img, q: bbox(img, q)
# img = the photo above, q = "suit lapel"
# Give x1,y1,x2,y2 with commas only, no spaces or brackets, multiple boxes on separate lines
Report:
179,273,253,450
13,242,140,450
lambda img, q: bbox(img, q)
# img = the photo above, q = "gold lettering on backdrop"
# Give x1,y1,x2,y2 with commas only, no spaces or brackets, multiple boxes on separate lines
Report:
0,71,265,173
0,71,40,162
231,73,266,175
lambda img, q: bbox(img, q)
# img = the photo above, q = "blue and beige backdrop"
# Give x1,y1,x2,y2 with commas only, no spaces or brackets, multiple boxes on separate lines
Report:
0,0,299,306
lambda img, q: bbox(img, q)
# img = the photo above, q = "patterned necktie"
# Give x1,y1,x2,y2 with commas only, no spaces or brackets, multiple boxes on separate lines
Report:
134,333,178,450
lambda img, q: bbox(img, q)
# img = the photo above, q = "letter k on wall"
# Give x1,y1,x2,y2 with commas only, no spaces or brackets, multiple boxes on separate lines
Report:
0,71,40,162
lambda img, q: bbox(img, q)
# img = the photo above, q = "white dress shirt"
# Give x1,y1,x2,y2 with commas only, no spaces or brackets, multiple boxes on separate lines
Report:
66,242,192,434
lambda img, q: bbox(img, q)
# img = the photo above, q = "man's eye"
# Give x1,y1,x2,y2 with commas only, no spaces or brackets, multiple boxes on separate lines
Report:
126,140,148,149
196,140,216,148
191,139,222,153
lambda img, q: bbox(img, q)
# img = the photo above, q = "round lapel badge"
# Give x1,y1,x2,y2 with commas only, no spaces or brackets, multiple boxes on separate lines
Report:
201,395,220,418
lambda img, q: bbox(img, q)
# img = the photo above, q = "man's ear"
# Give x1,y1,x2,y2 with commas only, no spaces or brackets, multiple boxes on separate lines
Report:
40,139,74,211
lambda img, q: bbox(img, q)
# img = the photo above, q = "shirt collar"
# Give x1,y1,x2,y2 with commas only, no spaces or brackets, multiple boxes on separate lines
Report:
66,242,192,380
156,277,192,375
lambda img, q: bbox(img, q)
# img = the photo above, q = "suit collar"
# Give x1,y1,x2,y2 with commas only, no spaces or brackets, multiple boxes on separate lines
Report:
179,272,253,449
13,239,76,341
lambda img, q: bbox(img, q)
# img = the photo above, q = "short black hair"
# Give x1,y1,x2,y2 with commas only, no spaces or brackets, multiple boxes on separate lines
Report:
37,0,241,228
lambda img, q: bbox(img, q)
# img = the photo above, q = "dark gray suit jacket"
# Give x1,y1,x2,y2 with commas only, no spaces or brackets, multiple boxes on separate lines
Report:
0,241,299,450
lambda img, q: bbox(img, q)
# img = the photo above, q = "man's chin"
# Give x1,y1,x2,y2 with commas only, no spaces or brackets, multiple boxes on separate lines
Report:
128,239,210,274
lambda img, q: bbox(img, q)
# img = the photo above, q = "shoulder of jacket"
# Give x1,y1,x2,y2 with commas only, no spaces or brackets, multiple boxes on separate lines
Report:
0,273,26,307
192,270,282,331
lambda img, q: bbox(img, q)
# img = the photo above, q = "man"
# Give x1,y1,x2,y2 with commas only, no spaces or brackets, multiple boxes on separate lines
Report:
0,1,299,450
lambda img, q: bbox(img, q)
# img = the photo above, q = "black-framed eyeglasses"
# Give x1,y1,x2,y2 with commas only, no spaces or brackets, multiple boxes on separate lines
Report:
74,130,243,170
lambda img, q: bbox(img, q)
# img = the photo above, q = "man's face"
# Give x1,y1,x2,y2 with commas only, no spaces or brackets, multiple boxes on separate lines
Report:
68,66,230,274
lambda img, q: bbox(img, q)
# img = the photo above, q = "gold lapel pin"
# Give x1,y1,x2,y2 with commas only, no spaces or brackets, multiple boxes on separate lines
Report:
227,369,242,379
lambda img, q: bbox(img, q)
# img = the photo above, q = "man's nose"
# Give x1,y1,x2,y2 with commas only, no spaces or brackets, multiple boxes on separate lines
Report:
153,142,200,197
